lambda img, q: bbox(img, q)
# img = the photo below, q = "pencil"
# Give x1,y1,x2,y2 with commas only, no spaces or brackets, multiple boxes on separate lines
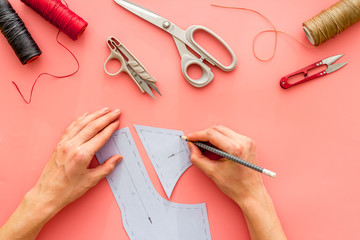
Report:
181,136,276,178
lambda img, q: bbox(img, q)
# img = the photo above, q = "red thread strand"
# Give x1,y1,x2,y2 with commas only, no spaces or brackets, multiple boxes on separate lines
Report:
12,30,79,104
21,0,87,40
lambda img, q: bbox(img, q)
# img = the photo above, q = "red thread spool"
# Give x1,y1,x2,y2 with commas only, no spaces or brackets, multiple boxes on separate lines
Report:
21,0,88,40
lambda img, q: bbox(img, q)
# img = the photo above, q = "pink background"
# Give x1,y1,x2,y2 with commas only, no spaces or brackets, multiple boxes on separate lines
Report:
1,0,360,239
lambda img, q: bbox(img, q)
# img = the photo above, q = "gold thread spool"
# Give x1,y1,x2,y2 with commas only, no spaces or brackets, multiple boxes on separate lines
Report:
303,0,360,46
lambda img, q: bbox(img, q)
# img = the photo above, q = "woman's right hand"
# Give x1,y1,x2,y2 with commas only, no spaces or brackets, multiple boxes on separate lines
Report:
186,125,286,240
186,125,264,205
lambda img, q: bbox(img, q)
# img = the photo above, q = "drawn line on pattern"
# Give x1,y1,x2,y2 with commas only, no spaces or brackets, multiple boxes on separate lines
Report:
112,135,153,224
168,149,186,158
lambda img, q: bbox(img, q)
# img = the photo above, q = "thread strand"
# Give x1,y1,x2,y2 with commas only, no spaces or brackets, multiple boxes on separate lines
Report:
211,3,315,61
12,30,80,104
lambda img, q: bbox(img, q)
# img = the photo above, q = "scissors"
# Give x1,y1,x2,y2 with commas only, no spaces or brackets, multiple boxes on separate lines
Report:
104,36,161,99
280,54,347,89
114,0,237,88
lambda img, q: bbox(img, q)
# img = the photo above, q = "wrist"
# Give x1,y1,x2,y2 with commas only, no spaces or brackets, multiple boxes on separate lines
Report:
234,186,287,240
0,187,59,240
234,184,271,211
23,185,61,224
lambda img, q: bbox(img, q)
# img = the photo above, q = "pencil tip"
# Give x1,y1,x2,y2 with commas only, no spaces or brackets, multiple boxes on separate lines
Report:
180,135,188,141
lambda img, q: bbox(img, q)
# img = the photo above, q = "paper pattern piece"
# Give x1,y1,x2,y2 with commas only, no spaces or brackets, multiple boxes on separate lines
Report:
96,128,211,240
134,125,192,199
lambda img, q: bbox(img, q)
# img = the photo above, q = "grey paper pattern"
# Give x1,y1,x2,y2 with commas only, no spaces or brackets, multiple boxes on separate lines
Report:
95,128,211,240
134,125,192,198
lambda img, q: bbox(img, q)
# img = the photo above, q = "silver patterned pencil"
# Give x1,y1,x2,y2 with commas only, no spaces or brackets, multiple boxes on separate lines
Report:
181,136,276,178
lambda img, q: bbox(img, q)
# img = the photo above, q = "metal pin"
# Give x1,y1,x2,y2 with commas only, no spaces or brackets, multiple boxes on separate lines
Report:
163,21,170,28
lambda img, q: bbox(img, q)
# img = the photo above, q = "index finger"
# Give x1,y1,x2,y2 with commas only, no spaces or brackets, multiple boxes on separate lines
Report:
186,126,239,155
73,109,121,145
212,125,251,143
61,107,111,142
82,119,120,154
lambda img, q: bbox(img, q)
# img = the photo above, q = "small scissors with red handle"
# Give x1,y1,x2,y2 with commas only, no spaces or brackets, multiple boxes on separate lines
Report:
280,54,347,89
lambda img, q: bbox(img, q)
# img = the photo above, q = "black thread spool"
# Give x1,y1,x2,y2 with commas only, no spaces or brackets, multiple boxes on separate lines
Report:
0,0,41,64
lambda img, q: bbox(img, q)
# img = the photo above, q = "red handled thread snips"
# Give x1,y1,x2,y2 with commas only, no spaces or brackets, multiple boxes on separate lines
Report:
280,54,347,89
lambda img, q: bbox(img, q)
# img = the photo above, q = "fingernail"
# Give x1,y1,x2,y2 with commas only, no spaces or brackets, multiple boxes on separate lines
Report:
116,156,123,164
102,107,110,113
113,108,120,114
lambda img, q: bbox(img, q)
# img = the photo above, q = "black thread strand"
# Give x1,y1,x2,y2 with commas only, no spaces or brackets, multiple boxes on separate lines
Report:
0,0,41,64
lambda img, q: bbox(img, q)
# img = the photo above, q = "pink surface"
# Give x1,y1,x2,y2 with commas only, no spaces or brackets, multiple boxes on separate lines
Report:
1,0,360,239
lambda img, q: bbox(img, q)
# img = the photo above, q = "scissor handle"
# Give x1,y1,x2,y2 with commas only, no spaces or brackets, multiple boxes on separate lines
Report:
186,25,237,72
104,38,127,76
181,54,214,87
280,61,326,89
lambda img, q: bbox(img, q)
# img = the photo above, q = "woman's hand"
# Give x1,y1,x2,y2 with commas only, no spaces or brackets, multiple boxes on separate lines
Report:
0,107,122,240
31,107,122,212
187,125,286,240
186,124,263,205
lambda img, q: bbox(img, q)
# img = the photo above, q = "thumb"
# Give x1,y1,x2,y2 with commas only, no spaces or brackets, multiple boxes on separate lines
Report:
92,155,123,181
188,142,216,177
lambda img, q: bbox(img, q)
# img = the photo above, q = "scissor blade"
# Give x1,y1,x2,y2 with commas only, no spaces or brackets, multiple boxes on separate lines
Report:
114,0,170,30
134,75,156,99
326,62,347,74
146,81,162,96
322,54,344,65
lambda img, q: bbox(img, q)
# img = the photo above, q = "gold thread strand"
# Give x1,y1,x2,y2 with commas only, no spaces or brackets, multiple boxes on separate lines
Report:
211,3,315,62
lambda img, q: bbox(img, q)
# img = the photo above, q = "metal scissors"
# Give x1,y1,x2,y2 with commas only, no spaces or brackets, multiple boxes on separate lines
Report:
104,36,161,99
114,0,237,88
280,54,347,89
